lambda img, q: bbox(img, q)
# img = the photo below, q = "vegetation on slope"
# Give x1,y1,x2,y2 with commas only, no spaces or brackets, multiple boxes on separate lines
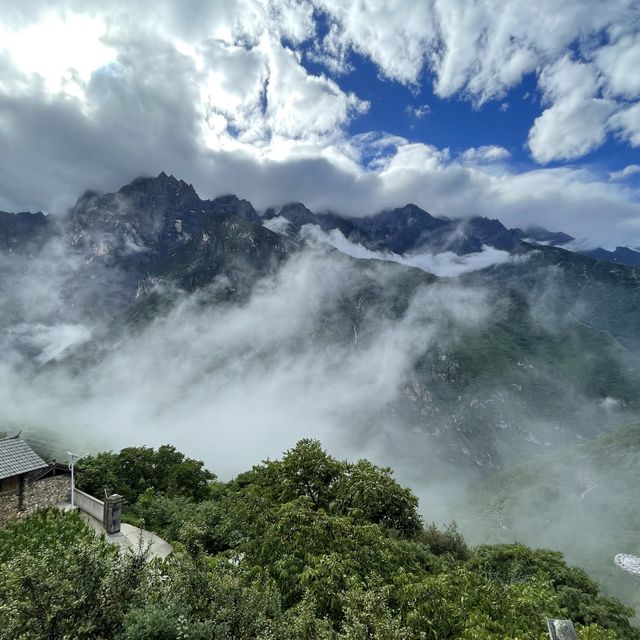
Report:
0,440,637,639
461,424,640,619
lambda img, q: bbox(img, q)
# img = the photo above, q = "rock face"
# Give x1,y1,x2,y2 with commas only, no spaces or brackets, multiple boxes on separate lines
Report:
65,172,262,266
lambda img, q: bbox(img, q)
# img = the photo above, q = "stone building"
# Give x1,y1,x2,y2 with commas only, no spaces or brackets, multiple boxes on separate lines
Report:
0,435,71,526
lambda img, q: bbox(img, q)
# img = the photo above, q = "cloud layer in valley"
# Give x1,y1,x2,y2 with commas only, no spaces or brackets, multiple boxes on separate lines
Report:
0,245,493,480
295,222,518,277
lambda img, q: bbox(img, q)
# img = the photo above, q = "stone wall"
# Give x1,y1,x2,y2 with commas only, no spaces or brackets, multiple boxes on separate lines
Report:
0,475,71,527
0,492,20,527
22,475,71,513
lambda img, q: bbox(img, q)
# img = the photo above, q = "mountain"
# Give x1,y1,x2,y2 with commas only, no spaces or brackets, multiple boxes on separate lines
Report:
468,242,640,351
264,199,640,273
2,173,640,486
582,246,640,268
0,210,52,253
66,172,261,266
516,226,574,246
265,201,523,255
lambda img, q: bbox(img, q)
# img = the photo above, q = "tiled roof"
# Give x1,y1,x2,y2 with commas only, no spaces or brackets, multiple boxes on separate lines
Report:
0,436,48,480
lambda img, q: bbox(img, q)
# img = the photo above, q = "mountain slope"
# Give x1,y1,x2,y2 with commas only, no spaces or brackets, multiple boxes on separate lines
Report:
459,424,640,617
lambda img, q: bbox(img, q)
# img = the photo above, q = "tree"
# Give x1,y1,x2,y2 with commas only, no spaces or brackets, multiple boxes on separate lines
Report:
332,459,422,537
250,439,344,509
77,445,215,505
0,510,154,639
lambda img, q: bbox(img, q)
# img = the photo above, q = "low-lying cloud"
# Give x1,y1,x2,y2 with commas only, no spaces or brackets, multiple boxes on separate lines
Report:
0,246,493,478
297,222,517,277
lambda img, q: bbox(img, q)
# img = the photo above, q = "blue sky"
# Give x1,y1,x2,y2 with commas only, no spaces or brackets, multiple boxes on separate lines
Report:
0,1,639,245
306,51,543,165
300,34,639,180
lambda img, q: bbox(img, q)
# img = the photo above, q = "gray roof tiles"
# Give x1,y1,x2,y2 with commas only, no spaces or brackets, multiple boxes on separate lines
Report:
0,436,48,480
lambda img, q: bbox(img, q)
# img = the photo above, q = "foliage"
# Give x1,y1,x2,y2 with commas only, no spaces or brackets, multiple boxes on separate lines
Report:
248,438,422,538
76,444,216,504
0,510,155,639
0,440,637,639
420,521,470,560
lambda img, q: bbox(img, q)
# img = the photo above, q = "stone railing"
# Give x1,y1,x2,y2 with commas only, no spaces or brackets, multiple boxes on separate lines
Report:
73,488,104,522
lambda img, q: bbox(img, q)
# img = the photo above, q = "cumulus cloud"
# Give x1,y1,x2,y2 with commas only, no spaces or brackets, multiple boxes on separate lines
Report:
609,102,640,147
313,0,639,163
595,32,640,100
527,57,616,163
312,0,438,85
460,145,510,163
314,0,635,102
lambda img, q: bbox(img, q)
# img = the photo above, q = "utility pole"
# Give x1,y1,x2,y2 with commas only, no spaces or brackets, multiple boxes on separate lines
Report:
67,451,86,507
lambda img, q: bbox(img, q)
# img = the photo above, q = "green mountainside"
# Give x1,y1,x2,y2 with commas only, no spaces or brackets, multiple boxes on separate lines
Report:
460,424,640,618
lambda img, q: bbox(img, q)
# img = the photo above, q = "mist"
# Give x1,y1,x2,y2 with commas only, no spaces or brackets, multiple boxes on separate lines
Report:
0,243,495,478
295,221,520,277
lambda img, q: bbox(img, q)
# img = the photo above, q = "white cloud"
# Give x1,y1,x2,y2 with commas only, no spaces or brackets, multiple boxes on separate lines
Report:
259,36,368,139
610,164,640,181
313,0,634,103
595,33,640,99
405,104,431,119
527,57,616,163
312,0,438,85
460,146,510,163
609,102,640,147
299,224,516,277
0,11,114,95
528,98,616,163
311,1,639,162
307,22,353,75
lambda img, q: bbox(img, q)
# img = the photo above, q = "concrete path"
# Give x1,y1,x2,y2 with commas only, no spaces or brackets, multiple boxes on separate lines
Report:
78,511,172,559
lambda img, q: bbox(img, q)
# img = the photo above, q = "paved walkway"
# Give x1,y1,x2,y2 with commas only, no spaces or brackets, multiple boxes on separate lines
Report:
77,510,173,559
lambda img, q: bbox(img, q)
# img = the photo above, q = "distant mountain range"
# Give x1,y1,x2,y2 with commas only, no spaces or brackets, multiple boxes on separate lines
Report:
3,171,640,268
1,172,640,485
262,195,640,268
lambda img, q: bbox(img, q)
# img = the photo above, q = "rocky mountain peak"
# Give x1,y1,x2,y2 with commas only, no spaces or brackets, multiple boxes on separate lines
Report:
117,172,200,207
210,194,260,223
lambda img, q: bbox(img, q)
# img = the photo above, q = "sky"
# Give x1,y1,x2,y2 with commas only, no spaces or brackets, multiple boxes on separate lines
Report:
0,0,639,247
